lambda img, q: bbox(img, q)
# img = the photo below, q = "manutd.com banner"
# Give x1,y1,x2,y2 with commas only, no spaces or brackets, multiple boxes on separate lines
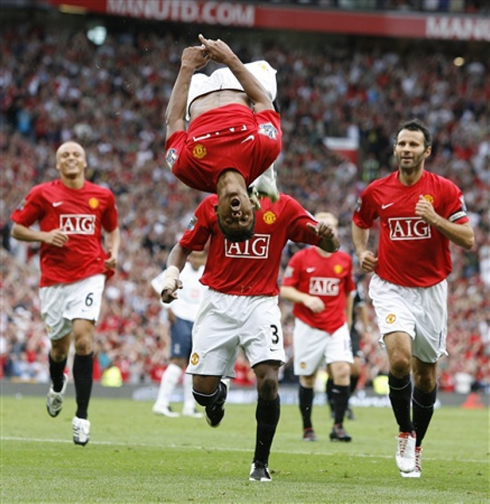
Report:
48,0,490,41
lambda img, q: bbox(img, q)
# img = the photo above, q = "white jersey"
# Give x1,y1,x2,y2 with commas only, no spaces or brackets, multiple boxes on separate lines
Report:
151,262,207,322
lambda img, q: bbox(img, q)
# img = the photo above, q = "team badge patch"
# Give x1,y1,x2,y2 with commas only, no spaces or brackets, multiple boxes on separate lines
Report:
193,144,207,159
165,148,178,169
187,215,198,231
190,352,200,365
423,194,434,204
300,361,306,369
89,198,99,209
258,122,278,140
355,197,362,212
334,264,343,274
459,196,467,212
263,210,276,225
385,313,396,324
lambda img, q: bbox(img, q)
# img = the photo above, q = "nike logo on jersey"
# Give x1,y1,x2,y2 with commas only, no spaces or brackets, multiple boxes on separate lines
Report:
306,267,316,273
381,203,394,209
52,201,64,207
241,134,255,143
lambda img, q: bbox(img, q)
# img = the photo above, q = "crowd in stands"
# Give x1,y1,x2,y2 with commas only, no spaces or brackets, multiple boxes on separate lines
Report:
259,0,488,14
1,19,488,394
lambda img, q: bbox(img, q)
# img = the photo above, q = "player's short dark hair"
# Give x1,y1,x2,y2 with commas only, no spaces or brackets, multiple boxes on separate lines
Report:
395,119,432,148
217,212,256,242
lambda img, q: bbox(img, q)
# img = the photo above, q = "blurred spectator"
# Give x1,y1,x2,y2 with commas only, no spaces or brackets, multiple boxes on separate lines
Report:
1,19,488,393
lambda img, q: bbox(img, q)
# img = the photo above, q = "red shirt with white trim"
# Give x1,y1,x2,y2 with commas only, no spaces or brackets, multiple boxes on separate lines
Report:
179,194,322,296
165,104,281,192
352,170,469,287
282,247,355,333
11,179,118,287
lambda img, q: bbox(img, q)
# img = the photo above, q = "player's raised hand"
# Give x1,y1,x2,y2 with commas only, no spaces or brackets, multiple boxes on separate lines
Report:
198,34,236,65
415,194,438,225
181,45,210,71
307,221,340,253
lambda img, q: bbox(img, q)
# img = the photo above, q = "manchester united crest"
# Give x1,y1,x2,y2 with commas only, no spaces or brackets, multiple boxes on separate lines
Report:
263,211,276,225
193,144,207,159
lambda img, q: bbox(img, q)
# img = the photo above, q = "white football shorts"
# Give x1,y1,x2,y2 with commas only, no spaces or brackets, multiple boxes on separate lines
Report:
369,274,448,363
39,274,106,341
186,60,278,120
293,318,354,376
187,289,285,378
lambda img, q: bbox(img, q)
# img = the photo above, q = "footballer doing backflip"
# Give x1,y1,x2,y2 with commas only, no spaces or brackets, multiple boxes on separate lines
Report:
352,119,474,478
165,34,282,242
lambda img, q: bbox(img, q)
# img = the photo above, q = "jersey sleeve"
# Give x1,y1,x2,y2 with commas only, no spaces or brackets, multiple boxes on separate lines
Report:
352,185,378,229
179,197,215,250
281,251,302,287
282,197,322,246
345,259,356,295
101,190,119,232
10,186,44,227
444,180,469,224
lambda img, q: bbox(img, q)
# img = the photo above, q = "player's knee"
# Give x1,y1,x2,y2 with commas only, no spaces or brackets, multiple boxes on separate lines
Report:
389,352,411,376
258,376,278,401
300,375,315,388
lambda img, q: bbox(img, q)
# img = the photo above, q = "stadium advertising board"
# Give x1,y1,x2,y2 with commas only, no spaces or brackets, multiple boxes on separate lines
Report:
48,0,490,41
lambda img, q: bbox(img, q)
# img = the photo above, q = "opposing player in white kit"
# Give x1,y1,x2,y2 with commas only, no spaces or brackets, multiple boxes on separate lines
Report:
352,119,474,477
160,194,339,481
10,141,120,446
281,212,355,443
151,250,207,418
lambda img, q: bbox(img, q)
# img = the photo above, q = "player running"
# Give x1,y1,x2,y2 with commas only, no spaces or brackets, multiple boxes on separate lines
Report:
159,194,339,481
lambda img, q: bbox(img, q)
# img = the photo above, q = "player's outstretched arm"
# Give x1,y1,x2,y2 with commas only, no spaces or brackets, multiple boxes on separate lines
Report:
198,34,273,113
165,46,211,139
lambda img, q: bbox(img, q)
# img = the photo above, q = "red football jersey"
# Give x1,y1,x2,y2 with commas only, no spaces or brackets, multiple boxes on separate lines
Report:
11,179,118,287
282,247,355,333
353,170,469,287
179,194,322,296
166,104,282,192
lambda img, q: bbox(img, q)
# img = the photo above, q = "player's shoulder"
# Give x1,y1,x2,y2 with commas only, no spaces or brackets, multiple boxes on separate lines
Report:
83,180,114,195
367,172,397,190
26,180,57,198
424,170,458,188
191,195,218,224
335,249,353,263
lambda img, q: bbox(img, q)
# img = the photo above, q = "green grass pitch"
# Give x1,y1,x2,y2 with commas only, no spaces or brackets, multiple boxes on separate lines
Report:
1,394,488,503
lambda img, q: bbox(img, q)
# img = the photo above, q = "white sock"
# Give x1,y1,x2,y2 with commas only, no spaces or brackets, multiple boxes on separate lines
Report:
154,363,182,408
183,373,196,412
